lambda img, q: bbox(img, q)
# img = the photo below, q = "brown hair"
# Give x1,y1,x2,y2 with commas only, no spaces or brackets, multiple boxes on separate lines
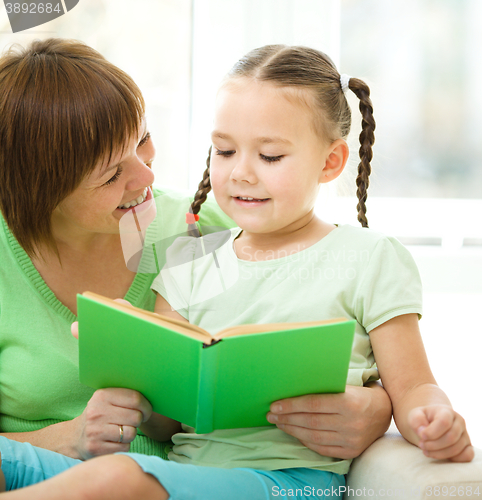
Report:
188,44,375,234
0,38,145,257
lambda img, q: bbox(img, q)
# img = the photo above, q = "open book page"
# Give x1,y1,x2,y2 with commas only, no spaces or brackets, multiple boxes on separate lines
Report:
213,317,348,340
82,292,347,344
82,291,214,342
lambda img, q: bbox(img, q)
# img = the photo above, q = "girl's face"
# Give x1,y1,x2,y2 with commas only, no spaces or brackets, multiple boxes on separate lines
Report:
210,79,340,237
52,122,156,240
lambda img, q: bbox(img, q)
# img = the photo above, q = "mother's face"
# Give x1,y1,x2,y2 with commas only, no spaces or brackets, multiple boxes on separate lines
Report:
52,123,156,239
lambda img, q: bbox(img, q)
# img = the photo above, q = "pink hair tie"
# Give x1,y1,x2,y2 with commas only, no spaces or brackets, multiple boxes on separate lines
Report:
186,213,200,224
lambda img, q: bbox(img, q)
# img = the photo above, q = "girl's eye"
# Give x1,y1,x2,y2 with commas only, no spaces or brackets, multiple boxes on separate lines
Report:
103,166,123,186
260,154,283,162
215,148,235,157
138,132,151,148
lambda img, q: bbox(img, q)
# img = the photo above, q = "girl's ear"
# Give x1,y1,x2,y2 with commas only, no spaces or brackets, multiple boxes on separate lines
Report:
319,139,349,183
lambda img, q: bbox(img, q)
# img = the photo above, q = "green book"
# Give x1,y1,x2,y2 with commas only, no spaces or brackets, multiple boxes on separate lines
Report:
78,292,355,434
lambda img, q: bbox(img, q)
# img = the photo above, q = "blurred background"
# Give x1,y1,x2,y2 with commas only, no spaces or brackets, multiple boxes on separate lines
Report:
1,0,481,446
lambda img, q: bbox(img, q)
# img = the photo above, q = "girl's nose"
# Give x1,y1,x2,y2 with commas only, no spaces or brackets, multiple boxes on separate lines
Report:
230,156,257,184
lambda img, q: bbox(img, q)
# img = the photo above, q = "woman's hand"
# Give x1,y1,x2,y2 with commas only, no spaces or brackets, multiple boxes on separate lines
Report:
70,300,152,460
70,387,153,460
266,383,392,459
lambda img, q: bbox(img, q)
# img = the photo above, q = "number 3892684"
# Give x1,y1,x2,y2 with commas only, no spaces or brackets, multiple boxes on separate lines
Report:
5,3,62,14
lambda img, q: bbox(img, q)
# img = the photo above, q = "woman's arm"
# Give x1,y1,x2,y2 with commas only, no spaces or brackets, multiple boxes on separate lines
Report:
267,381,392,459
1,423,83,458
2,312,160,459
370,313,473,462
0,387,153,460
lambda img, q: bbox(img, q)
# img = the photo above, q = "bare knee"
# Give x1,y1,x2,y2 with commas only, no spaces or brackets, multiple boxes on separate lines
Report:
82,455,168,500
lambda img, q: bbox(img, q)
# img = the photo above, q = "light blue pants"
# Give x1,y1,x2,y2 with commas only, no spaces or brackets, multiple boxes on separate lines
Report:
0,436,345,499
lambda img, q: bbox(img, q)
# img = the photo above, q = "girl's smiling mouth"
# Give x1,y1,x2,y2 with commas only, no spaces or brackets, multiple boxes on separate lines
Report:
233,195,270,204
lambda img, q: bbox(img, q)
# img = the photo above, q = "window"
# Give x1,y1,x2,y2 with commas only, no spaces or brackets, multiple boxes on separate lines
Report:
1,0,481,447
0,0,192,188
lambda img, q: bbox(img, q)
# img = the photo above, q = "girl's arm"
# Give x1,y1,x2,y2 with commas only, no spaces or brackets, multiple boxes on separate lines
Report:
370,313,474,462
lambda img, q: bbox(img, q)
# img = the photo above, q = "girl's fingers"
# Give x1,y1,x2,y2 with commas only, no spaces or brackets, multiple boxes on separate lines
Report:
408,408,430,438
422,433,473,461
421,419,464,452
450,444,475,463
409,407,473,462
419,406,455,441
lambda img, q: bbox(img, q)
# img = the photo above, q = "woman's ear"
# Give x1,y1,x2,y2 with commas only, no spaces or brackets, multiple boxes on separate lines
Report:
319,139,349,183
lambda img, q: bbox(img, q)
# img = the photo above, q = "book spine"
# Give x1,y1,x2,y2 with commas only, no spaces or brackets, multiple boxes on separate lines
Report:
195,341,222,434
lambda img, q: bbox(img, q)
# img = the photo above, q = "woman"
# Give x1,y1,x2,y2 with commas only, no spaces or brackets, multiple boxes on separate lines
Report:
0,38,390,467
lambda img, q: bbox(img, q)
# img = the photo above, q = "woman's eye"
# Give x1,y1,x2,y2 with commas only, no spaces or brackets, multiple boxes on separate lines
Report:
260,154,283,162
103,167,123,186
138,132,151,148
215,149,235,157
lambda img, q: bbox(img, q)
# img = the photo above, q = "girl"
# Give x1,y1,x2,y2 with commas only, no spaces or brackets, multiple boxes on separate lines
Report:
0,45,473,500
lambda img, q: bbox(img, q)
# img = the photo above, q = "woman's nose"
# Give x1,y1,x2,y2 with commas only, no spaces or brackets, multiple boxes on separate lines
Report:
125,156,155,191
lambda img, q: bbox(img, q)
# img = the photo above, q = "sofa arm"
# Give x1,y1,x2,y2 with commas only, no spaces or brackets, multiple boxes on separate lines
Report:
346,428,482,499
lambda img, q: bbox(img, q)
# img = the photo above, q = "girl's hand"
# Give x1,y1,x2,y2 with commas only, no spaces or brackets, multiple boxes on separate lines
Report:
70,387,153,460
409,405,474,462
266,383,392,460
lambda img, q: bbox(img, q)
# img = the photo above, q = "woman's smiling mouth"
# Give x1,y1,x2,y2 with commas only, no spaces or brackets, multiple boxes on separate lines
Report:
118,188,148,209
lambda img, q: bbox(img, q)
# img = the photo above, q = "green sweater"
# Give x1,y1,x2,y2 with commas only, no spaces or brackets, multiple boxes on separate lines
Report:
0,186,232,459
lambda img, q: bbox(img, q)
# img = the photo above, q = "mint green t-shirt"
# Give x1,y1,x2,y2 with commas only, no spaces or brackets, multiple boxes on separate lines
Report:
152,225,423,474
0,186,233,458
